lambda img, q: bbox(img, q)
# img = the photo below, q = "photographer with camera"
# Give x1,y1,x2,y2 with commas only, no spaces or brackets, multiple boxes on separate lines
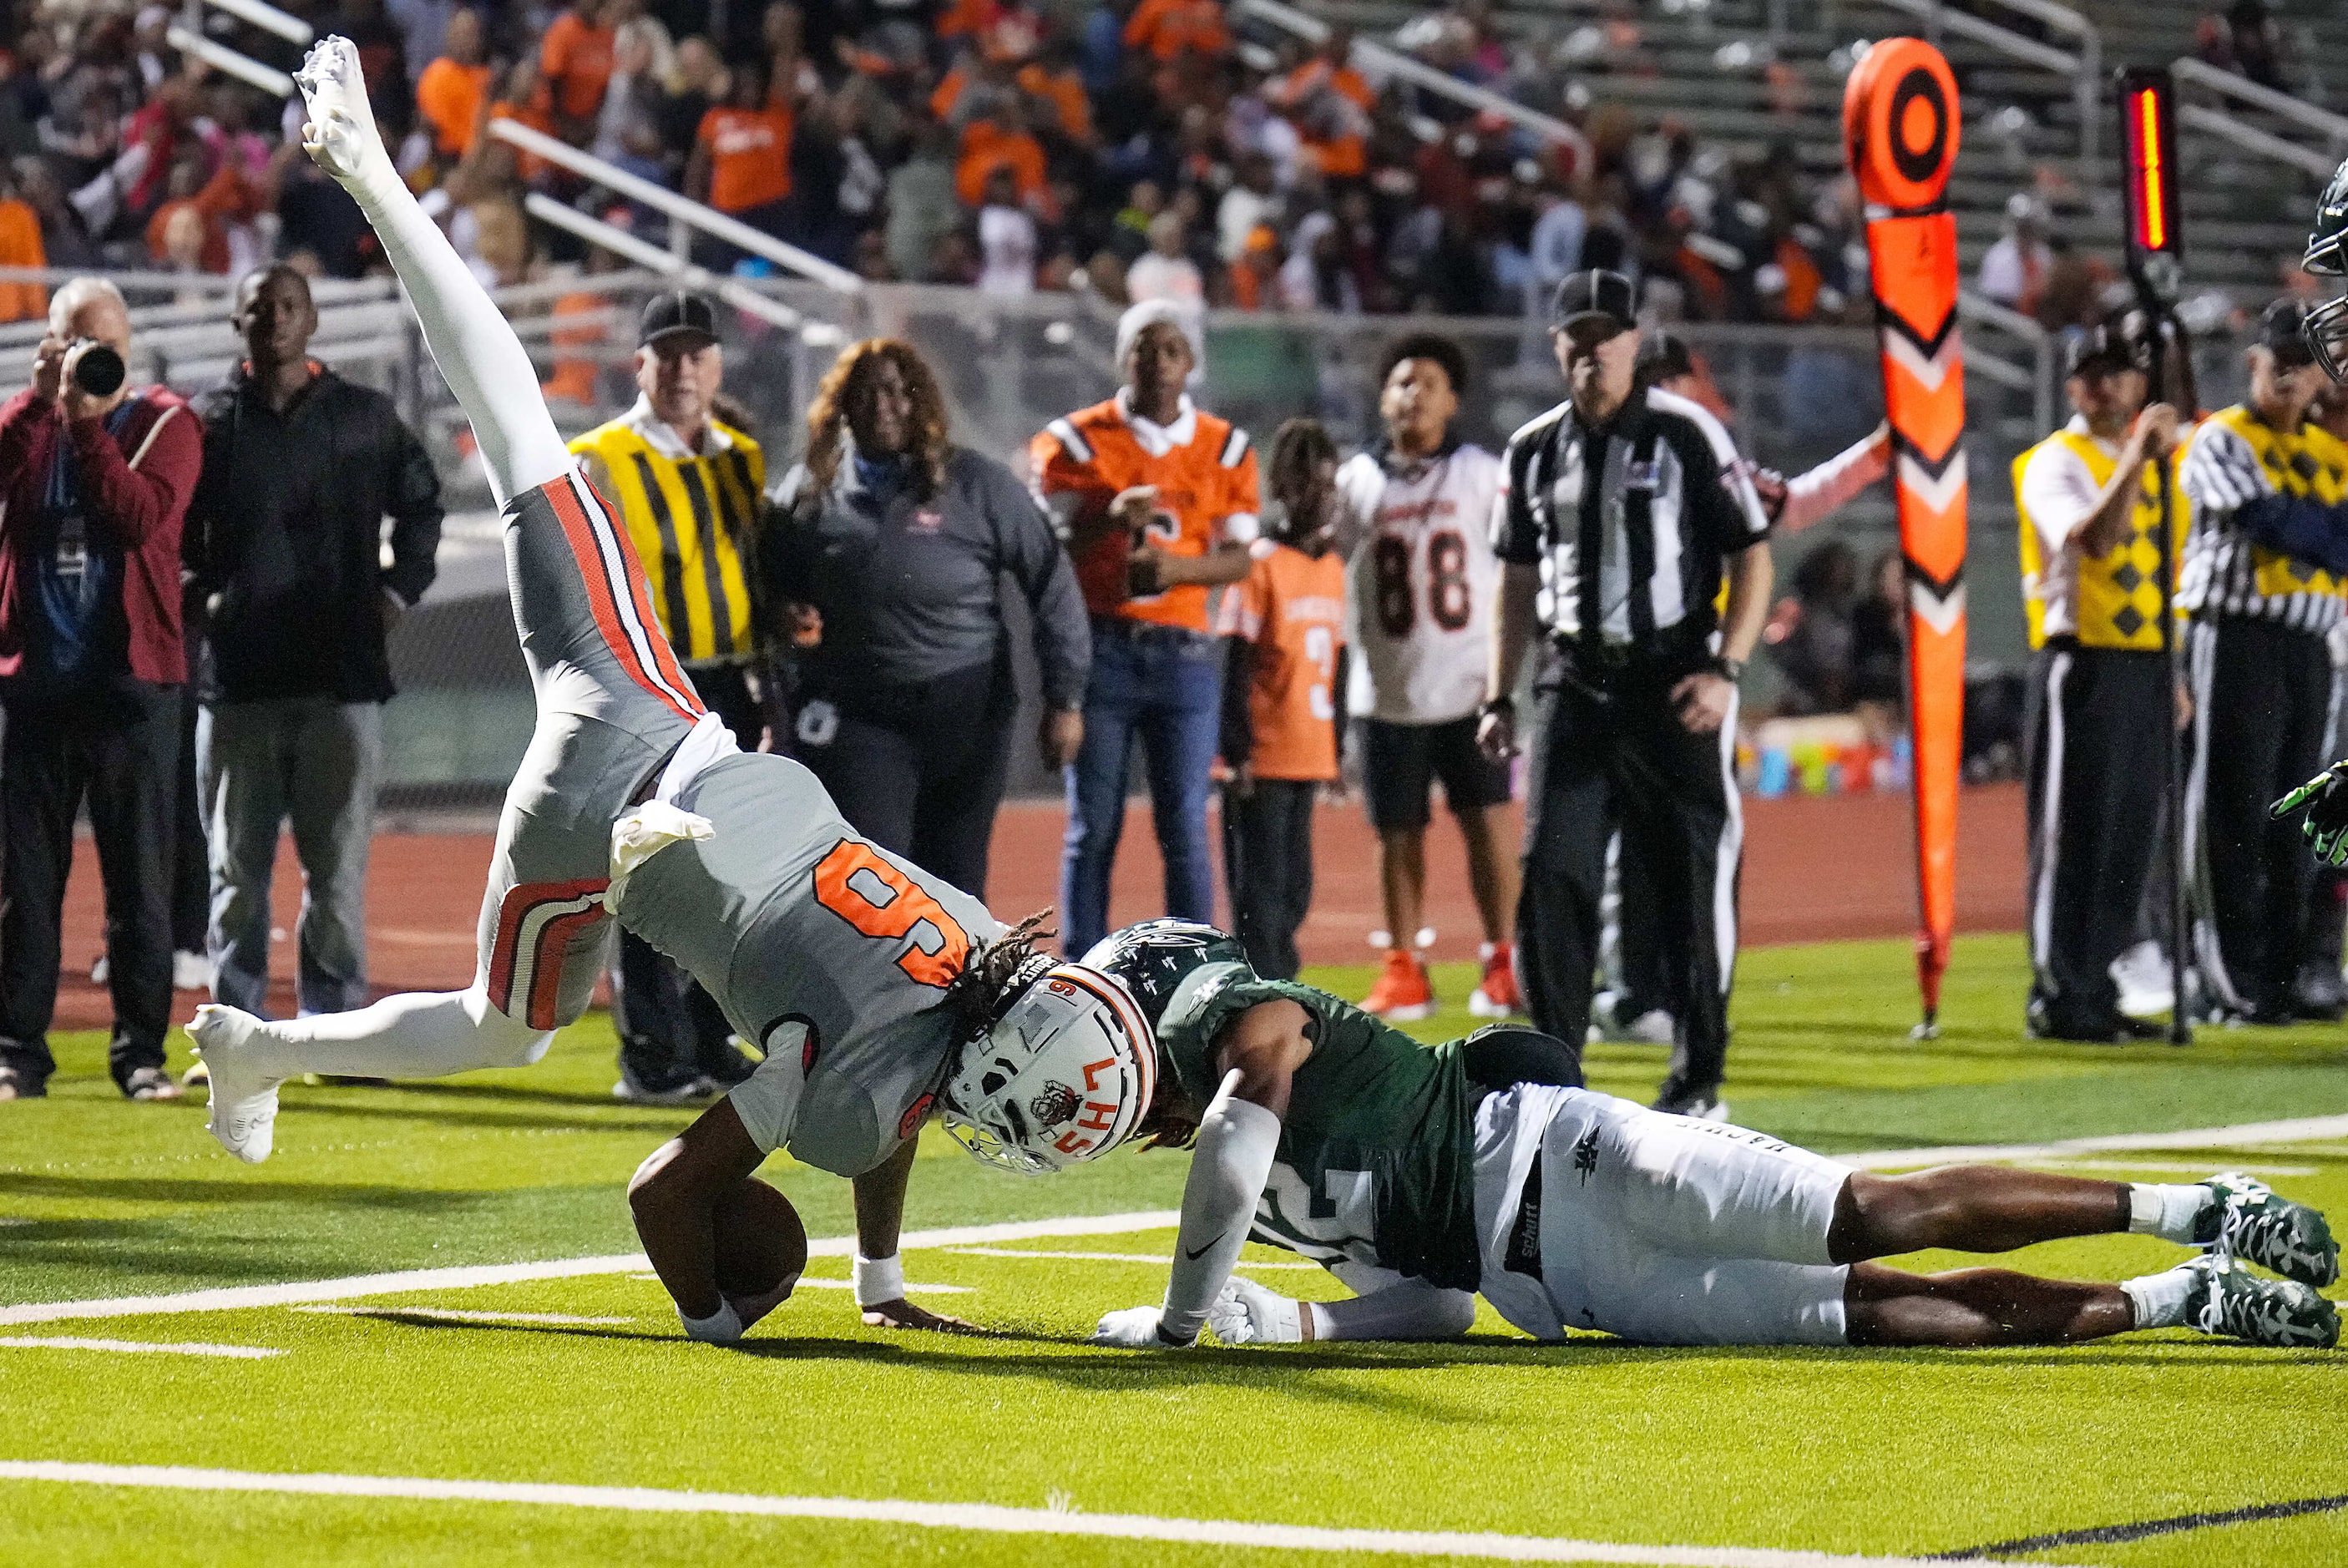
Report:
0,277,202,1100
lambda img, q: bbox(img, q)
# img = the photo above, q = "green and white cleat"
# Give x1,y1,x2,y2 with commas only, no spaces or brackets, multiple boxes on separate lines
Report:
2183,1255,2338,1348
2196,1172,2340,1287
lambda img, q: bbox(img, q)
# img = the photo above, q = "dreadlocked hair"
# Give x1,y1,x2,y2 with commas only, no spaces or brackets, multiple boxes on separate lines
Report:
802,338,952,501
943,907,1057,1044
1265,417,1338,544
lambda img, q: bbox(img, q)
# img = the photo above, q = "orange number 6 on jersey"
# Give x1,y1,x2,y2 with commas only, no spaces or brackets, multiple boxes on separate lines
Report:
812,840,971,989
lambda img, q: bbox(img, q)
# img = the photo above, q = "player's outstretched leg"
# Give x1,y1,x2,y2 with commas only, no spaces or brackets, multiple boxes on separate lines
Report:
291,34,569,503
190,35,606,1161
1847,1255,2337,1349
1832,1167,2339,1287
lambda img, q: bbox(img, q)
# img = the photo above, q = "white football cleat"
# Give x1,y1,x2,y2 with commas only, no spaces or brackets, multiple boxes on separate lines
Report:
292,35,392,188
189,1004,284,1164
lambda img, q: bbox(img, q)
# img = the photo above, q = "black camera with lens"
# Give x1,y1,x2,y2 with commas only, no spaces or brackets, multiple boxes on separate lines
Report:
68,338,125,397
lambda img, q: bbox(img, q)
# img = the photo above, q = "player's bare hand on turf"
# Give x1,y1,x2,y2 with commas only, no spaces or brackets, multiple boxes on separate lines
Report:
1671,670,1735,734
2273,760,2348,866
1090,1304,1192,1348
861,1297,982,1334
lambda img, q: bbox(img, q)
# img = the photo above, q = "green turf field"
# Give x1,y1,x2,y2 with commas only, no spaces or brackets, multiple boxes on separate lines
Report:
3,933,2345,1566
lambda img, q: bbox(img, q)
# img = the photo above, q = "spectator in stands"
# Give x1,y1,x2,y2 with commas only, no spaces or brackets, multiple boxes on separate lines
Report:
1979,193,2053,317
1526,180,1586,312
885,118,959,281
185,264,443,1030
1126,209,1203,314
415,8,490,162
387,0,463,94
1216,149,1279,264
1033,301,1260,955
0,278,201,1101
541,0,622,145
769,337,1089,900
1764,539,1860,716
0,161,45,322
976,164,1037,294
1123,0,1230,65
2226,0,2287,92
686,58,793,259
954,95,1046,211
569,292,767,1100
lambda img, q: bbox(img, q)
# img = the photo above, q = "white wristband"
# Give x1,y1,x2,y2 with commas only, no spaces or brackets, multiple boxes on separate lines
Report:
853,1252,904,1308
679,1298,743,1343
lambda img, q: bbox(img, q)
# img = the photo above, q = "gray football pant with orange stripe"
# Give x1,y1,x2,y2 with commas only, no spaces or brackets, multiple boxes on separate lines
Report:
473,470,705,1031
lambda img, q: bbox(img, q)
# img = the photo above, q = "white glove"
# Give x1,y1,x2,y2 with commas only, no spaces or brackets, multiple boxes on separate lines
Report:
1208,1275,1306,1344
1089,1304,1192,1348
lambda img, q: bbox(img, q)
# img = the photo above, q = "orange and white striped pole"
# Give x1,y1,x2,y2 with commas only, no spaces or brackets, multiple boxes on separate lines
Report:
1844,41,1966,1036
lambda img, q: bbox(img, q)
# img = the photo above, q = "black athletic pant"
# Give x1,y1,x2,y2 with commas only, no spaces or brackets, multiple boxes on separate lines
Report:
170,680,207,954
797,664,1013,902
1222,777,1316,980
1517,651,1739,1098
2022,640,2168,1032
0,678,181,1090
615,662,762,1084
2186,615,2333,1016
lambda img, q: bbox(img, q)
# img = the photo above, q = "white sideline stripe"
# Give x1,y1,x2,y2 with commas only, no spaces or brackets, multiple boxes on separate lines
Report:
293,1307,635,1327
1839,1115,2348,1171
0,1338,281,1359
0,1461,2052,1567
623,1274,969,1292
948,1247,1320,1271
2032,1160,2317,1176
0,1212,1178,1326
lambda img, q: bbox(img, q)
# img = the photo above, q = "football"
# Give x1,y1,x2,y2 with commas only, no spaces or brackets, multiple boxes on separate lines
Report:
711,1175,808,1302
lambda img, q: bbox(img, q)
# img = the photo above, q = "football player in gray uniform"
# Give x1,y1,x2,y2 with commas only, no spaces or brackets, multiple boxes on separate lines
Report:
188,38,1156,1344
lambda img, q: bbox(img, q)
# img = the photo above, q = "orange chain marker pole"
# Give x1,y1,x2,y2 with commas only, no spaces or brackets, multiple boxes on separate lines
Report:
1844,40,1966,1038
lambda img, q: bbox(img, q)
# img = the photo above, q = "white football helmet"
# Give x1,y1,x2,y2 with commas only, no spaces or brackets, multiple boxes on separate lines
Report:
941,960,1157,1175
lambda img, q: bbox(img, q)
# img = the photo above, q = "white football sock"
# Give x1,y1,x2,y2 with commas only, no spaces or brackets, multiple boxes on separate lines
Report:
2120,1262,2197,1329
235,987,551,1080
295,36,570,505
2127,1182,2215,1245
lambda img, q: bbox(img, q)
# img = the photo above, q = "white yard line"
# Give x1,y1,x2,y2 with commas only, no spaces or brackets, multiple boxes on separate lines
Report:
2029,1160,2318,1177
0,1338,281,1359
0,1211,1178,1327
947,1247,1321,1271
0,1460,2070,1568
292,1307,635,1327
1838,1115,2348,1171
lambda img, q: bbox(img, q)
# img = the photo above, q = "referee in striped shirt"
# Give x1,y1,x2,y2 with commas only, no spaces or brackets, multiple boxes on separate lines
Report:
2177,298,2348,1023
1476,271,1774,1119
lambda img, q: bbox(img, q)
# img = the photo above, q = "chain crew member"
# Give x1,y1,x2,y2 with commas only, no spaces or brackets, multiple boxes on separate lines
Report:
1477,271,1773,1120
2013,318,2183,1041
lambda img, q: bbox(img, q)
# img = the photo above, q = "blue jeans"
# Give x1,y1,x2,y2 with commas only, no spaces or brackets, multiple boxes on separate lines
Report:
1060,619,1222,955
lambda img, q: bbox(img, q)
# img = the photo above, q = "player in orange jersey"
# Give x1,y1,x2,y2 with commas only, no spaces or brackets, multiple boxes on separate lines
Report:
1032,301,1262,954
1217,418,1347,979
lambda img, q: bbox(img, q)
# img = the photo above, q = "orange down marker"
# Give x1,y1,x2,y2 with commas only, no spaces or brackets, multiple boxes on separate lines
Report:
1844,39,1966,1035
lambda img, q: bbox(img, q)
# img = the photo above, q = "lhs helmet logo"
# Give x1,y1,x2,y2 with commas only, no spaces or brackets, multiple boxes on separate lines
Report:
1030,1081,1081,1128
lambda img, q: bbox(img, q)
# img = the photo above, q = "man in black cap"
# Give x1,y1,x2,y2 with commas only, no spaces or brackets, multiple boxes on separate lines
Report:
570,291,770,1100
2012,315,2181,1040
1476,271,1774,1119
2178,298,2348,1021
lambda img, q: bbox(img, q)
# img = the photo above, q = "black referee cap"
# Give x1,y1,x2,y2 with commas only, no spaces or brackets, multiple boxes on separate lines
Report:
1549,269,1637,334
639,290,719,351
2257,297,2318,368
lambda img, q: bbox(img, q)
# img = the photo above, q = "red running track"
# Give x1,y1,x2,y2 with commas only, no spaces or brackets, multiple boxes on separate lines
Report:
50,784,2026,1031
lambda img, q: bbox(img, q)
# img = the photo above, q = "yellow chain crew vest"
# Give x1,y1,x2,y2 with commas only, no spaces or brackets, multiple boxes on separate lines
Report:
2012,428,2187,652
570,417,767,663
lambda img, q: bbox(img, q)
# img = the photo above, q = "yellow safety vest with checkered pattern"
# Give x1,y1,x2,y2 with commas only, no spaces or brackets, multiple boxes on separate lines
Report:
2011,428,2188,652
570,417,766,663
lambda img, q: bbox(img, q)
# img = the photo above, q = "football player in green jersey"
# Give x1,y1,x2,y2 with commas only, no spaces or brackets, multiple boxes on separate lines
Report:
1075,923,2339,1351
